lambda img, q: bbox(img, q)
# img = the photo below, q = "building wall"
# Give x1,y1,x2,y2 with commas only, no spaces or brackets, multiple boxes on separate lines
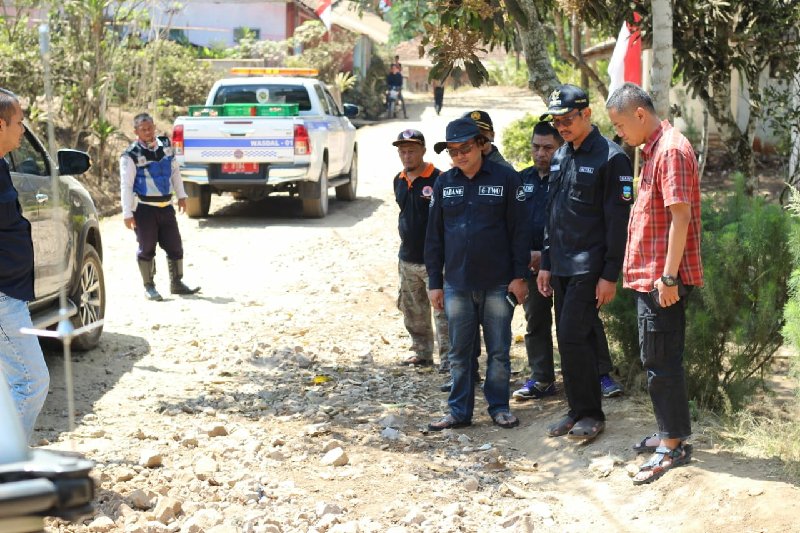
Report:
164,1,289,47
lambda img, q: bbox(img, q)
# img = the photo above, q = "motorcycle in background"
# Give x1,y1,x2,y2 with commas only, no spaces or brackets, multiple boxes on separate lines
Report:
386,85,402,119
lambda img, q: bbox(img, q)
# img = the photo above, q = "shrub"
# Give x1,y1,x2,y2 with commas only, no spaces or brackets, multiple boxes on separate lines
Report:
486,56,529,88
151,41,218,118
343,55,388,120
500,113,539,169
603,175,793,411
782,188,800,391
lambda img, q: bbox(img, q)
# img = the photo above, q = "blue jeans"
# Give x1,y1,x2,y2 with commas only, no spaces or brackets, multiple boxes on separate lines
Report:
444,284,513,421
0,292,49,442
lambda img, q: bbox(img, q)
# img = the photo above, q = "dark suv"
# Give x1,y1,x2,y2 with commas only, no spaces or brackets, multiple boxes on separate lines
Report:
2,125,105,350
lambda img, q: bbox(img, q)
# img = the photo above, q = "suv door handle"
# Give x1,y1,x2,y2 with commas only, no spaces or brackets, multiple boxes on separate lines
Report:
35,193,48,204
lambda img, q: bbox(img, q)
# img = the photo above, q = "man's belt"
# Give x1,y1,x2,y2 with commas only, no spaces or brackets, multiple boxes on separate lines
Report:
137,194,172,202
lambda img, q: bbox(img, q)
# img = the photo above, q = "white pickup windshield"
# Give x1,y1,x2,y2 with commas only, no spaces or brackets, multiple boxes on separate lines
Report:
211,85,312,111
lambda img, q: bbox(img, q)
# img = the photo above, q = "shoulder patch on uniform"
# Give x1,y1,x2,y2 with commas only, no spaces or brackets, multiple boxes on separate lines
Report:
479,185,503,197
619,175,634,182
579,166,595,174
550,164,560,172
523,184,534,193
443,186,464,198
621,184,633,201
515,186,526,201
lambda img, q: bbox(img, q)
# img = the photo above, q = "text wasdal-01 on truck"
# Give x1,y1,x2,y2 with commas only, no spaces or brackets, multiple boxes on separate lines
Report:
172,68,358,218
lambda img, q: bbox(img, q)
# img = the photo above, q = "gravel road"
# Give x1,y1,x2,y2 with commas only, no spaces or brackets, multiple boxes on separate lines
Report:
36,88,800,533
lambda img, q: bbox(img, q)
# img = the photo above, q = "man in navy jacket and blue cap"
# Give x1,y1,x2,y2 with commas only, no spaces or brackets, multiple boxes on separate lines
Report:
425,117,531,431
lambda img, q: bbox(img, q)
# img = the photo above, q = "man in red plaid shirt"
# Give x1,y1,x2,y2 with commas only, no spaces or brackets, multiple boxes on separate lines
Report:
607,83,703,485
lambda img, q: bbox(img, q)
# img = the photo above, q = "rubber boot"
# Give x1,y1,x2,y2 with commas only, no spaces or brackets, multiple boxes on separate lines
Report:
168,259,200,295
137,259,163,301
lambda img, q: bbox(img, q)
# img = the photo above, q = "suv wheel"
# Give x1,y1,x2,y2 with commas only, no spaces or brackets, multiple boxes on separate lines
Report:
70,244,105,351
301,161,329,218
185,183,211,218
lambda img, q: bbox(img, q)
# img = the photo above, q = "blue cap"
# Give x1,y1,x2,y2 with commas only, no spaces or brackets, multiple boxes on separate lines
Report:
433,117,481,154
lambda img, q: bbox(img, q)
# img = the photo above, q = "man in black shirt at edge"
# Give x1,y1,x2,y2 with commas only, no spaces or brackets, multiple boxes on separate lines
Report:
393,129,449,371
425,118,531,431
0,88,49,443
536,85,633,442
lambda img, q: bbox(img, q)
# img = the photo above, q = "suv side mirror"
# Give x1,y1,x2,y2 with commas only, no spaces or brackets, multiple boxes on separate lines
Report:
57,150,91,176
343,103,359,118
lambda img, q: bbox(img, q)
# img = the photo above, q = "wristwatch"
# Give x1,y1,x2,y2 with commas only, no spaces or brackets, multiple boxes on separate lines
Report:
660,274,678,287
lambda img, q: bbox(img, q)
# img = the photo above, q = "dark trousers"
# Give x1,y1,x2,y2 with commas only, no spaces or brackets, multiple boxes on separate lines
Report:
526,277,614,383
552,273,605,421
133,204,184,261
635,290,692,440
524,277,554,382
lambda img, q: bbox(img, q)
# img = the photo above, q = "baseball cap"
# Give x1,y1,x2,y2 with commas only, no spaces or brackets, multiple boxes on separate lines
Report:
539,84,590,120
433,118,482,154
463,110,493,131
392,129,425,147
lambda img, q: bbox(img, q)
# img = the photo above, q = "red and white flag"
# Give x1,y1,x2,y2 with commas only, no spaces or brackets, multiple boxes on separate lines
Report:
316,0,332,31
607,14,642,98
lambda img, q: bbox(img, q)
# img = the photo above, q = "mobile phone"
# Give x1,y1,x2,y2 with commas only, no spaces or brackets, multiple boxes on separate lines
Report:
649,280,689,308
506,293,518,307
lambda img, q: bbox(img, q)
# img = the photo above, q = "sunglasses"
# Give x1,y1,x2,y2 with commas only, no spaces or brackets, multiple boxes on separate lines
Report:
447,142,476,158
552,109,582,128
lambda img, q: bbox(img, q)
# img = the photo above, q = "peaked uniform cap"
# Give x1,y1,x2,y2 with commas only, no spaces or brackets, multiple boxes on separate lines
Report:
540,84,590,120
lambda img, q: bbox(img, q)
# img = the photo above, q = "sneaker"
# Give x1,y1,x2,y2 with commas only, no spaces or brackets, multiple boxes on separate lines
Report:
438,359,450,374
600,374,623,398
512,380,556,400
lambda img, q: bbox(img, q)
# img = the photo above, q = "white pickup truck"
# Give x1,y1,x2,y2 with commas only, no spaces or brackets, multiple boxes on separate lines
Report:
172,71,358,218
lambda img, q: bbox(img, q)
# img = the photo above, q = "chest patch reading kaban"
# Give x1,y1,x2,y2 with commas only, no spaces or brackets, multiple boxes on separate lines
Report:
578,166,595,174
443,186,465,198
478,185,503,197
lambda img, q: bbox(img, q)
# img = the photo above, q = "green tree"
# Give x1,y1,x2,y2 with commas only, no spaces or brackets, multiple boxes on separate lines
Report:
381,0,800,183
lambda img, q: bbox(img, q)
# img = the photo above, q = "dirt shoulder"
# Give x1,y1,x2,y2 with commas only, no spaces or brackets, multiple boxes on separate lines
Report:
37,92,800,533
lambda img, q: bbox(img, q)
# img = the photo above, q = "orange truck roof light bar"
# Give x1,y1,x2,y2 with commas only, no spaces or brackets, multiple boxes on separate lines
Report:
230,67,319,77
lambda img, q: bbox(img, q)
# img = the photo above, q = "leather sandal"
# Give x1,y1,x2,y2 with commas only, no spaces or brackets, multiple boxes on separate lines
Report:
492,412,519,429
633,433,694,455
632,444,692,485
399,355,433,367
567,417,605,442
547,415,575,437
427,414,471,432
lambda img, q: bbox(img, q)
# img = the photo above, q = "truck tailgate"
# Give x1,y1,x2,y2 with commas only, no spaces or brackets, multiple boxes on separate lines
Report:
181,117,296,164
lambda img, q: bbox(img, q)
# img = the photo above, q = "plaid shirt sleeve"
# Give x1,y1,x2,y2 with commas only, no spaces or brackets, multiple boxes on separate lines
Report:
660,148,696,207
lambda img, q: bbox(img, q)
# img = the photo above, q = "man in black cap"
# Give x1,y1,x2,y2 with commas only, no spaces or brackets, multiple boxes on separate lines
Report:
536,84,633,442
392,129,450,371
514,121,622,401
463,110,513,169
425,117,531,431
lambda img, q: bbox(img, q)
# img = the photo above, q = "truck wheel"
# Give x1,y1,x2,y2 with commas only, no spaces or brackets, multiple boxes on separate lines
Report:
336,151,358,201
302,162,329,218
70,244,105,351
185,182,211,218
